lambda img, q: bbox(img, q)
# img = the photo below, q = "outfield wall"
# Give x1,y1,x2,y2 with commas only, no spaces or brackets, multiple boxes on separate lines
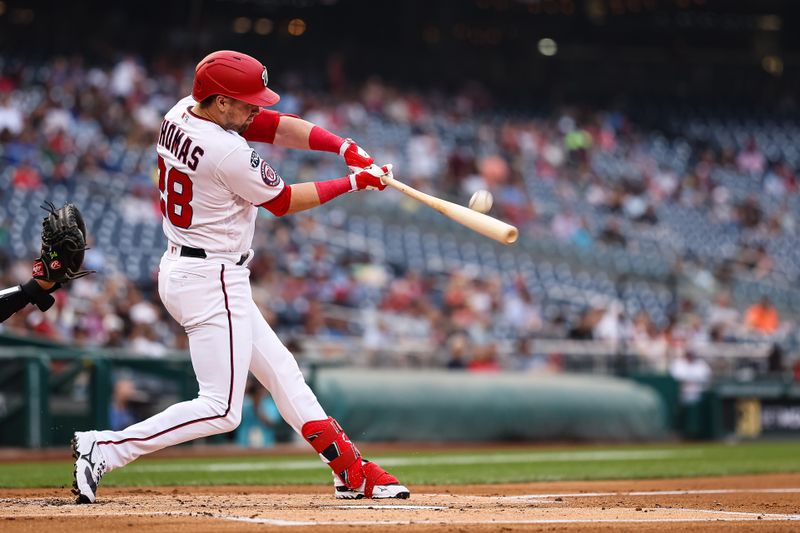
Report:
313,369,667,442
0,337,668,446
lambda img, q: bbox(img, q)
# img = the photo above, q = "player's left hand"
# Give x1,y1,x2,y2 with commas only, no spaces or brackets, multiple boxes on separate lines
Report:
339,138,374,172
349,164,391,191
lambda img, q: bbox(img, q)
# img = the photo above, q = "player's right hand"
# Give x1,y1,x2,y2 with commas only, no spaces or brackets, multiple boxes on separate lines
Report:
349,164,391,191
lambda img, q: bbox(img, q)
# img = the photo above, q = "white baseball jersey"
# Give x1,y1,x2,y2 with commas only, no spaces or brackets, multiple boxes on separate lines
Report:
155,95,286,253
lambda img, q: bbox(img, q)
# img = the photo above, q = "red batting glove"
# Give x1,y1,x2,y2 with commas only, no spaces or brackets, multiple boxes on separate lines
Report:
349,164,391,191
339,138,374,172
315,164,391,204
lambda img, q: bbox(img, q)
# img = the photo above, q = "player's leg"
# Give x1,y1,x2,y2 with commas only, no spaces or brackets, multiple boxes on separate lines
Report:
246,300,409,499
246,300,326,432
72,261,253,503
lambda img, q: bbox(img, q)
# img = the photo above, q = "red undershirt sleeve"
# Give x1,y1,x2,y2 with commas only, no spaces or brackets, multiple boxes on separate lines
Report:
242,110,283,144
314,176,353,204
259,184,293,216
308,125,345,153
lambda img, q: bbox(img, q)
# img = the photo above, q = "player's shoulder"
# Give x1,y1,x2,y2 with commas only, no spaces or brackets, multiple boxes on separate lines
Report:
214,131,252,162
217,141,282,189
219,138,268,170
166,95,198,119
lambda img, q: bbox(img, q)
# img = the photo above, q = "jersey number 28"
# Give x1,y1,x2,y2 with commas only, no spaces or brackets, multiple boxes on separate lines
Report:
157,155,194,228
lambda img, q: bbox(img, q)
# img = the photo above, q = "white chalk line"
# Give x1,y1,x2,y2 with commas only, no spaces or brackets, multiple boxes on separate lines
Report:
127,449,700,473
320,504,448,510
6,508,800,526
201,512,800,526
501,487,800,500
672,508,800,520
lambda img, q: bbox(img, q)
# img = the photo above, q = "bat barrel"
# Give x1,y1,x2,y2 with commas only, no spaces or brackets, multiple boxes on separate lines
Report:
383,175,519,245
505,226,519,244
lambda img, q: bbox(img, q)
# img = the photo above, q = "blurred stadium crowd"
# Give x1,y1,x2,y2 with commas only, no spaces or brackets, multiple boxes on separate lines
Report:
0,55,798,379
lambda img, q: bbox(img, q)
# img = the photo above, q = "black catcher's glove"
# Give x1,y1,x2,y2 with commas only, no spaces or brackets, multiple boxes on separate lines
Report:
33,202,93,283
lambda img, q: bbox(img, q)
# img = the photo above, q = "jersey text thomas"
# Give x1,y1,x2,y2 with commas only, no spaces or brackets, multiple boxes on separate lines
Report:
157,119,205,170
155,95,286,254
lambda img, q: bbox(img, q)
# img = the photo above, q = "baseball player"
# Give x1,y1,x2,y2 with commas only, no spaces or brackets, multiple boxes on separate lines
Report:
0,203,90,323
72,50,409,503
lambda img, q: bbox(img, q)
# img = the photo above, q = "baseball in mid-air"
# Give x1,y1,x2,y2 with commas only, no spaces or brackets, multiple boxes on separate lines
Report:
469,190,493,213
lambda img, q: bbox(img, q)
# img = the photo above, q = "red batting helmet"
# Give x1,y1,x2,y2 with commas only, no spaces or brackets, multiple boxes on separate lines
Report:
192,50,280,107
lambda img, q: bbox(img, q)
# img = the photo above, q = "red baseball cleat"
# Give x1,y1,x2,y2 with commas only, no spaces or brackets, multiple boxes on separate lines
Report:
333,459,410,499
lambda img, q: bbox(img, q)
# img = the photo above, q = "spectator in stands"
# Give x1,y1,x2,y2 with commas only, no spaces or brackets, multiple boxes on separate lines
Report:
129,323,168,357
635,204,658,225
736,196,763,229
570,216,593,249
551,208,580,242
236,377,281,448
669,350,711,406
630,318,669,373
496,175,537,227
445,332,469,370
593,301,624,343
501,277,542,336
744,296,780,335
11,162,42,190
737,242,773,277
0,92,23,135
752,244,775,279
363,316,392,365
513,336,548,372
406,126,441,184
710,185,734,223
764,162,790,197
564,123,593,168
767,343,785,374
736,139,766,175
467,343,501,372
598,218,627,247
108,377,143,431
568,308,601,340
706,291,740,338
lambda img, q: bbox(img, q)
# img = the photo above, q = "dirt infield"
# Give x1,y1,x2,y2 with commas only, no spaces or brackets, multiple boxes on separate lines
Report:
2,473,799,532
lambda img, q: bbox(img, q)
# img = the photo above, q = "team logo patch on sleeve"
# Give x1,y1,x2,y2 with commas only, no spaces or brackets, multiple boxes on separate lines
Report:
261,161,281,186
250,150,261,168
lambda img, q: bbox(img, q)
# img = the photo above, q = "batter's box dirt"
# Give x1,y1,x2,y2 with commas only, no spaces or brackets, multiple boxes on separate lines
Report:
2,474,800,532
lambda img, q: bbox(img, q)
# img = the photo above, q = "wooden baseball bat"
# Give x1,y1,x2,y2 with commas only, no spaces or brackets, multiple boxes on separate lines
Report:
380,174,519,245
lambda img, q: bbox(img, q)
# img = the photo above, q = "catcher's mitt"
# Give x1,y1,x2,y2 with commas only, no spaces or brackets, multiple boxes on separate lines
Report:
33,202,93,283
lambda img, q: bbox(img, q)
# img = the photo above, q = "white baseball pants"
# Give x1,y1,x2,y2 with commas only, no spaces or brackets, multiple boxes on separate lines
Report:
94,247,327,471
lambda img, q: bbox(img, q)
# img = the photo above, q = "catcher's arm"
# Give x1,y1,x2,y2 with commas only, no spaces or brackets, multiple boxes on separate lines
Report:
0,278,60,323
0,202,94,323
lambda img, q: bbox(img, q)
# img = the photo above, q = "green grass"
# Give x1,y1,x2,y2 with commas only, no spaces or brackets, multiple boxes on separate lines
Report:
1,441,799,489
